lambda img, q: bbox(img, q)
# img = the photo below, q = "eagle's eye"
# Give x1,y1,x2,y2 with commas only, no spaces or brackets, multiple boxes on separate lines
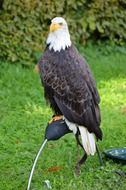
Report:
59,22,63,26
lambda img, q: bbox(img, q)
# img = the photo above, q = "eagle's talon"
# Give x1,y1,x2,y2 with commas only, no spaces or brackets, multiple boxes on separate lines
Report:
49,115,63,124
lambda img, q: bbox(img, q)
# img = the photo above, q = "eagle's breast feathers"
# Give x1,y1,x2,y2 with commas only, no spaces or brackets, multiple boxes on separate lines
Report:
39,44,102,140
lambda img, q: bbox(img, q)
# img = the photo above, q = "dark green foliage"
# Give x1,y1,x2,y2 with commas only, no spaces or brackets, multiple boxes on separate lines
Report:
0,0,126,64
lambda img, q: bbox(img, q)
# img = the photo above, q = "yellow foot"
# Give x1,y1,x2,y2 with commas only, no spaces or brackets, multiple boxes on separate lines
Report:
49,115,63,124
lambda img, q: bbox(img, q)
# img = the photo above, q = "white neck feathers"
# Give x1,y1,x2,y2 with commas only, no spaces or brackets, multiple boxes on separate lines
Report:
46,30,71,52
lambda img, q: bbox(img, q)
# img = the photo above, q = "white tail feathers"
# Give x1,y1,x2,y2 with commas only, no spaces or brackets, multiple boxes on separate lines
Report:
64,117,96,156
78,126,96,155
64,117,77,135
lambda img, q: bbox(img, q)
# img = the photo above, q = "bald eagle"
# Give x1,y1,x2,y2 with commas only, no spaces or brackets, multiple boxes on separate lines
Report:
39,17,102,168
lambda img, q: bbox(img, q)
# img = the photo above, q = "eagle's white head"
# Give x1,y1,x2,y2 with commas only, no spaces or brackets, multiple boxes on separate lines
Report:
46,17,71,52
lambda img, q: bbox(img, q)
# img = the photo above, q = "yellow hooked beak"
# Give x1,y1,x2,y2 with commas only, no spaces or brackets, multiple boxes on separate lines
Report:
50,23,61,32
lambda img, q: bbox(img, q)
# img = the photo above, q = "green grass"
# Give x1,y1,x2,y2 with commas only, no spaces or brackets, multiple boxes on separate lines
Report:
0,46,126,190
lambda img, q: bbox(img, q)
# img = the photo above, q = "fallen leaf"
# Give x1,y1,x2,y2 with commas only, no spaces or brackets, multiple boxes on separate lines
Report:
47,165,63,172
122,107,126,113
47,144,56,148
34,64,39,73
